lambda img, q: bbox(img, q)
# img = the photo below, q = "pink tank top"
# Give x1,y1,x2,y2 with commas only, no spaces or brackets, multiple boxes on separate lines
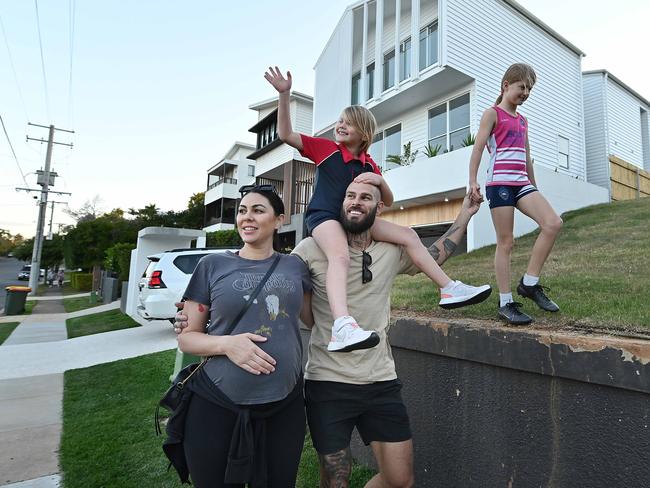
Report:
485,106,531,186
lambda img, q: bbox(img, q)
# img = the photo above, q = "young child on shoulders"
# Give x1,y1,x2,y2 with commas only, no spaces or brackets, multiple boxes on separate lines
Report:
469,62,563,325
266,66,491,352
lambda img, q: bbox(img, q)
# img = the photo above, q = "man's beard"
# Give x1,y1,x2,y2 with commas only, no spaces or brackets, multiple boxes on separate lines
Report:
340,204,378,234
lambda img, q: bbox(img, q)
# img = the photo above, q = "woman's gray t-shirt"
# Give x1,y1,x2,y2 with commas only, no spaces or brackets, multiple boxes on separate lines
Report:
183,251,311,405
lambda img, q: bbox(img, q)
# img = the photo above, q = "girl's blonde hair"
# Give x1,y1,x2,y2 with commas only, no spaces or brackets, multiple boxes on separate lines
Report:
495,63,537,105
341,105,377,154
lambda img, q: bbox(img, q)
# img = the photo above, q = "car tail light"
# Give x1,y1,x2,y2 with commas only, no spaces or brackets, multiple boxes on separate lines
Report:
148,270,166,289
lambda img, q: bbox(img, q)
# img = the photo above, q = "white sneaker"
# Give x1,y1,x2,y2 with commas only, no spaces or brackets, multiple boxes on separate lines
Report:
439,281,492,309
327,317,380,353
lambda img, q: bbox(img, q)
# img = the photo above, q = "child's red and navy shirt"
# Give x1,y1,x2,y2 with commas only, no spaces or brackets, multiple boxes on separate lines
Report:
299,134,381,223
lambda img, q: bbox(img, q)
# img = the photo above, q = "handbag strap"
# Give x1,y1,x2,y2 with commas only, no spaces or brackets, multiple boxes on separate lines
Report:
222,252,281,336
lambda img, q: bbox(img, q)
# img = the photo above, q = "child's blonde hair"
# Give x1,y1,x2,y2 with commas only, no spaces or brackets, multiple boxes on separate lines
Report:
341,105,377,154
495,63,537,105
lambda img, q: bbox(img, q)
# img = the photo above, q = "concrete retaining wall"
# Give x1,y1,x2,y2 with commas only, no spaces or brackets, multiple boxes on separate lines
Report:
302,318,650,487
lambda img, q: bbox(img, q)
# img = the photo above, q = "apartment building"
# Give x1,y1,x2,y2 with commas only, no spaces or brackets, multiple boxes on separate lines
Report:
582,70,650,200
247,91,316,247
312,0,608,250
203,142,256,232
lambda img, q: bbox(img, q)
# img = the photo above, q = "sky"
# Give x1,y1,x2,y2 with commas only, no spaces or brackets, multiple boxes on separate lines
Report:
1,0,648,238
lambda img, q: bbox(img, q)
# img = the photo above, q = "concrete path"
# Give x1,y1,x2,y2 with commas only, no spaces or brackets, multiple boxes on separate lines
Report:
0,287,176,486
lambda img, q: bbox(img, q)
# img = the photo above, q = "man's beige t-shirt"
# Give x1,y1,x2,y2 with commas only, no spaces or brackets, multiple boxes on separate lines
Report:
292,238,418,384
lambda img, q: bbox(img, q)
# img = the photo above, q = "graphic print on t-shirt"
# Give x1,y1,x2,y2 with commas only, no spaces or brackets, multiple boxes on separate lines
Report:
232,271,296,337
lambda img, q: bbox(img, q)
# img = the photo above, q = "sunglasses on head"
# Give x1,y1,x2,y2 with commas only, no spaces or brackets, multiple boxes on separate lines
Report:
238,184,276,197
362,250,373,284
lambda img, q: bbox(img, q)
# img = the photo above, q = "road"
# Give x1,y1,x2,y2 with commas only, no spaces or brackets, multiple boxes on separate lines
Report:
0,257,29,310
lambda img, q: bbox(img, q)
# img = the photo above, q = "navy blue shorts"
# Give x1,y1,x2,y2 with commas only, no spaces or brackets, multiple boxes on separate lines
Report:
305,379,412,454
486,184,537,209
305,210,339,236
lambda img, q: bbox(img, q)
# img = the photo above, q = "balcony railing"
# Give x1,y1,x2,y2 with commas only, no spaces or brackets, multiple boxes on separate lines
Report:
208,177,238,191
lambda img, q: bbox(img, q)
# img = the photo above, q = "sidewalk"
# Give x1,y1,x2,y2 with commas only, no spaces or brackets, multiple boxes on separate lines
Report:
0,287,176,487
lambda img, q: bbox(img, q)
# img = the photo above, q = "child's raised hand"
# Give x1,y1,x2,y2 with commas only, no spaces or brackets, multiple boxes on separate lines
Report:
264,66,292,94
354,172,383,187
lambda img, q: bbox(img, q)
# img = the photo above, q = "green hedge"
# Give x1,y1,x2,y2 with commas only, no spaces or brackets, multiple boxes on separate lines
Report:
70,272,93,291
104,242,136,282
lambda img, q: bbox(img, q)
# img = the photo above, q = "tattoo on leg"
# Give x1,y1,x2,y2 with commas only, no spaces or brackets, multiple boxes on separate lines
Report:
319,448,352,488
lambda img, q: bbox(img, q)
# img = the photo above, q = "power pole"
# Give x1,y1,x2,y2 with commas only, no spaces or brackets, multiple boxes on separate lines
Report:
47,201,68,240
25,123,74,295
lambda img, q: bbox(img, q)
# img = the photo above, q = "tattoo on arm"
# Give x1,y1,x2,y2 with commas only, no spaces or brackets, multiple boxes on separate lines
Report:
428,245,440,261
319,448,352,488
428,225,461,265
443,238,457,256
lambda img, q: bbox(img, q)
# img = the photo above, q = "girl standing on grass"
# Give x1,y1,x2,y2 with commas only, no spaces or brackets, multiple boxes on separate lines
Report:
468,63,563,325
265,66,491,352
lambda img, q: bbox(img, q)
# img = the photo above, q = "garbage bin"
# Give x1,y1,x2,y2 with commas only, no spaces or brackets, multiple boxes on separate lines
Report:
4,286,32,315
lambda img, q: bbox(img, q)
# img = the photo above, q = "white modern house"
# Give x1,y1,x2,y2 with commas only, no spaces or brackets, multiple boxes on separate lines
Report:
203,142,256,232
247,92,316,246
312,0,608,251
582,70,650,199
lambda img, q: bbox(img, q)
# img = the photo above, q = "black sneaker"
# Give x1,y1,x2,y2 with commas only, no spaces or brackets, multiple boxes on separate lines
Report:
498,301,533,325
516,278,560,312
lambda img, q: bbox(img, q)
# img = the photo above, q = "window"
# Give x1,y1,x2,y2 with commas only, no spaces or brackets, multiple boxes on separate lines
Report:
383,50,395,91
399,38,411,81
351,72,361,105
248,165,255,177
419,22,438,71
427,93,470,153
366,63,375,100
558,136,569,169
255,116,279,150
369,124,402,171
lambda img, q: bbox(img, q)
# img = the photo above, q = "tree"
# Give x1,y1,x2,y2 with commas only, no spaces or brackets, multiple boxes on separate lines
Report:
64,215,138,270
12,235,64,270
64,195,105,222
0,229,24,255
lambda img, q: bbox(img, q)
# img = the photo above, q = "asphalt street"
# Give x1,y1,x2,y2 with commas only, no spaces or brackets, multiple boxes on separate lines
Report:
0,257,29,309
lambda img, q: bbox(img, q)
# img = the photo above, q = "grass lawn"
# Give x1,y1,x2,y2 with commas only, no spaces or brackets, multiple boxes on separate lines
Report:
66,309,140,339
61,350,375,488
0,322,20,345
391,198,650,333
63,296,103,313
23,300,34,315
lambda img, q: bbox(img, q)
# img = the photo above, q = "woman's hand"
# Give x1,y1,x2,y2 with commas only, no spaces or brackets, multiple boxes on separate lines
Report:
223,334,277,375
264,66,292,93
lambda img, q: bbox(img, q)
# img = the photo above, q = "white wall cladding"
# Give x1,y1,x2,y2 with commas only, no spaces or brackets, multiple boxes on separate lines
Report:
258,106,276,120
314,10,354,134
605,79,645,168
254,144,296,176
294,99,314,135
582,74,609,188
445,0,585,180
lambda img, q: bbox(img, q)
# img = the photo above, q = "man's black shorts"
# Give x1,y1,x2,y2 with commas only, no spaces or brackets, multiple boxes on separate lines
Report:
305,379,412,455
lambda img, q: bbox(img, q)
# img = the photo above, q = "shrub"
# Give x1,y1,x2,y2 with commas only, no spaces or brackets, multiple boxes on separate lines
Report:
104,243,136,282
70,272,93,291
206,229,243,248
423,143,443,158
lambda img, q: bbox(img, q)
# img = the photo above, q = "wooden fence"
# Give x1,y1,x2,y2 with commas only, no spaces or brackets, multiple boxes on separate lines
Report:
610,155,650,200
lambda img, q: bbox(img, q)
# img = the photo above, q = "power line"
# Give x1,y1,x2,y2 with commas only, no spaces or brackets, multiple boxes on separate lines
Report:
0,14,30,121
0,113,29,186
33,0,51,121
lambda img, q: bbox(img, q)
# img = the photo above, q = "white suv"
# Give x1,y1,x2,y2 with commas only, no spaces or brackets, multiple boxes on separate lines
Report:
136,247,237,321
